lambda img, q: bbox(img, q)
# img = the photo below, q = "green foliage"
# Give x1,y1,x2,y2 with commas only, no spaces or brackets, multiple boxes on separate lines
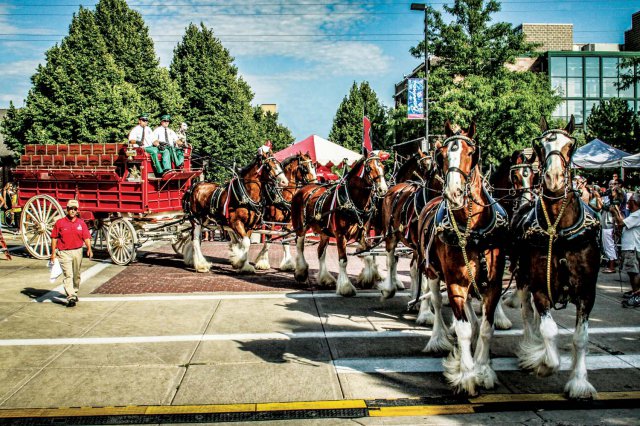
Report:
253,107,294,152
3,7,138,150
409,0,537,78
95,0,183,122
170,23,259,182
618,57,640,91
329,81,389,152
586,98,640,153
1,0,183,151
399,0,558,164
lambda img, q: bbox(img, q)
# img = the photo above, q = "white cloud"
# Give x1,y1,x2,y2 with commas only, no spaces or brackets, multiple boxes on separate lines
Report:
0,59,42,77
142,0,392,77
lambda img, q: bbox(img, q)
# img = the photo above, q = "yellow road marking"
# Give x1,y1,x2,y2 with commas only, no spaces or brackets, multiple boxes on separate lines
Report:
146,404,256,414
369,404,478,417
257,400,367,411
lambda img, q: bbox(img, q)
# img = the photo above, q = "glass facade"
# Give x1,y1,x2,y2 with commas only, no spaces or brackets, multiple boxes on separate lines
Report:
548,52,640,129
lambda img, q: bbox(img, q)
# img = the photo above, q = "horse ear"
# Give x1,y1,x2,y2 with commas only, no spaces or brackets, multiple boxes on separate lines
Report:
444,120,453,137
539,116,549,132
468,121,476,139
510,150,522,164
434,139,443,150
565,115,575,134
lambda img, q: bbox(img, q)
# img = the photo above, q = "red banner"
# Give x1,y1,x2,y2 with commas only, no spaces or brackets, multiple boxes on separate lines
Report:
363,116,372,153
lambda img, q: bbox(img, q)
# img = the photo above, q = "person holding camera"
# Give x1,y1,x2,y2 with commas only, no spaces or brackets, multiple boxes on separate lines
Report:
601,180,621,273
152,114,184,169
612,192,640,307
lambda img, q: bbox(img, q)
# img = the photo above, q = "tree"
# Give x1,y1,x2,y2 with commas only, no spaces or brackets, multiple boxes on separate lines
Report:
329,81,388,152
253,107,294,152
94,0,183,120
619,57,640,92
170,23,259,182
400,0,558,163
2,8,138,150
586,98,640,153
409,0,537,79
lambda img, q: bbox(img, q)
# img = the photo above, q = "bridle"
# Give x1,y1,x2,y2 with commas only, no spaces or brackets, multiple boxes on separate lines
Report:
258,154,286,184
296,156,316,185
438,134,479,182
533,129,576,199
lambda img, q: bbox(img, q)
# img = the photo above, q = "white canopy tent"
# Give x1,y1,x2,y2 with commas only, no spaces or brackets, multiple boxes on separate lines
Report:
571,138,630,169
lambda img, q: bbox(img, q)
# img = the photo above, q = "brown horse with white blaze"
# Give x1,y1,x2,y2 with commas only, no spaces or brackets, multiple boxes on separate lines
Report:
510,116,600,399
291,150,389,296
182,145,288,273
253,152,317,271
418,121,509,394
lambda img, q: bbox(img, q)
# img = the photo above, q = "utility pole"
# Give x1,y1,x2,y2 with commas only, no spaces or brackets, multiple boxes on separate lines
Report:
410,3,429,152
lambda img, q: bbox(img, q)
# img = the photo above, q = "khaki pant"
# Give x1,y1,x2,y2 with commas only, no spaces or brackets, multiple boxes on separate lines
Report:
58,247,83,299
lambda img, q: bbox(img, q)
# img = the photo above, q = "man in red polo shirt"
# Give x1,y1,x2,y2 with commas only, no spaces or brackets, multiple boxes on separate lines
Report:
50,199,92,307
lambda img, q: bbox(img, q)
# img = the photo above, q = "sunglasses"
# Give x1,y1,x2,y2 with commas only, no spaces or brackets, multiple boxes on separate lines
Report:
67,207,78,211
140,118,149,122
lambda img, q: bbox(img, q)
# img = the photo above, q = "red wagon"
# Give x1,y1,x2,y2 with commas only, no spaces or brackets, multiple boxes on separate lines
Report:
13,143,202,265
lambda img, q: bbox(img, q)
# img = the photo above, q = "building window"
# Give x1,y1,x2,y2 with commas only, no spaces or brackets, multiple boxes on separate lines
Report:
552,101,567,120
567,77,583,97
567,57,582,77
602,57,618,78
585,57,599,78
585,77,600,97
568,100,584,124
603,78,618,97
550,57,567,77
585,100,599,120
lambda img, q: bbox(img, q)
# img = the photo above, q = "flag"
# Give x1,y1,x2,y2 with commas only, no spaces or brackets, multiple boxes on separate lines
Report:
363,116,372,153
407,78,425,119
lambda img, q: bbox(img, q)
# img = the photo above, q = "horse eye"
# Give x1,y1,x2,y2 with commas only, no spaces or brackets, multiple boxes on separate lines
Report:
523,169,529,177
451,142,459,152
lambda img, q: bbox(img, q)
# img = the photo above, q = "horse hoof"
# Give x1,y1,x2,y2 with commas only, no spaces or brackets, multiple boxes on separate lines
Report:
536,363,558,378
295,270,308,283
380,289,396,300
254,261,271,270
337,286,357,297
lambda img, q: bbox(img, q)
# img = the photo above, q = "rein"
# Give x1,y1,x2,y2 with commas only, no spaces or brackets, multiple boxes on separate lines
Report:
447,199,482,298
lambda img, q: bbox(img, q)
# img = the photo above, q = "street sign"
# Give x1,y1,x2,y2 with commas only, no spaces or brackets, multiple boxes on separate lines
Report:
407,78,424,119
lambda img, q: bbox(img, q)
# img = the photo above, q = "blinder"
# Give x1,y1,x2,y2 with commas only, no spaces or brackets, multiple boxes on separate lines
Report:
437,134,480,182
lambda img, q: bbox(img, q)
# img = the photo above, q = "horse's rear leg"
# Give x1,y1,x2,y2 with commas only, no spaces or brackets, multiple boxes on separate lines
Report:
189,222,212,273
294,232,309,283
357,254,381,289
518,294,560,377
416,265,435,325
336,236,356,297
443,293,478,396
378,238,399,299
473,288,500,390
565,309,597,399
254,239,271,270
229,224,255,273
493,299,512,330
279,243,295,271
423,276,453,353
316,235,336,287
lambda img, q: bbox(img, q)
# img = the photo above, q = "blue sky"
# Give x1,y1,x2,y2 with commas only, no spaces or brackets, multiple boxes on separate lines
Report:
0,0,638,141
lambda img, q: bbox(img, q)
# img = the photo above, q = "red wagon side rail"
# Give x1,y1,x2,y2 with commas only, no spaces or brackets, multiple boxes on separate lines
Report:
12,143,203,261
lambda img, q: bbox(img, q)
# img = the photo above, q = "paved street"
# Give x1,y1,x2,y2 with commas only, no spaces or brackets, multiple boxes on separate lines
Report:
0,230,639,424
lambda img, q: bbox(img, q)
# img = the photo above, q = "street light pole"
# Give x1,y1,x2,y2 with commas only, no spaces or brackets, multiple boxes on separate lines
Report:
410,3,429,152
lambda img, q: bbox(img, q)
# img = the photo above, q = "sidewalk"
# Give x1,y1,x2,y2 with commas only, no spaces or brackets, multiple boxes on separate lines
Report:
0,236,638,424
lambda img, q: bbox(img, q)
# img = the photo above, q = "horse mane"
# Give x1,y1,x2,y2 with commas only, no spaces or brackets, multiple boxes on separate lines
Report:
395,154,421,180
280,154,299,169
490,154,515,186
236,154,261,176
345,156,367,179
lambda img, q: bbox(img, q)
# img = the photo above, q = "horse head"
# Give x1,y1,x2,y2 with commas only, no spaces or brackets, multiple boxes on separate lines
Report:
296,152,317,184
257,145,288,188
534,116,575,195
510,150,538,204
435,121,479,210
360,150,389,197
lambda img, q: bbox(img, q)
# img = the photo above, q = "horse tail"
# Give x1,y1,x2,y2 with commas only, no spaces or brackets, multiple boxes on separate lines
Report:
182,180,203,217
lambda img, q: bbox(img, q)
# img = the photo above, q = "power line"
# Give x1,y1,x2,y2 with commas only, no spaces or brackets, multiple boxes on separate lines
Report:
9,0,638,6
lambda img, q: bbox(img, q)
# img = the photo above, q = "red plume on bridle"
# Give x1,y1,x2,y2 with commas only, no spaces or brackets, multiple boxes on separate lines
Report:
265,140,272,149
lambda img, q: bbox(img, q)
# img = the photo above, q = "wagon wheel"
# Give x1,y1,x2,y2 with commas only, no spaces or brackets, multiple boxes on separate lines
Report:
171,229,191,256
91,219,109,251
106,218,137,265
20,195,64,259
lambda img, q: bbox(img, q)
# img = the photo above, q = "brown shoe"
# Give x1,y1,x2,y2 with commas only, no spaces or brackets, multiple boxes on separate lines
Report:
602,268,616,274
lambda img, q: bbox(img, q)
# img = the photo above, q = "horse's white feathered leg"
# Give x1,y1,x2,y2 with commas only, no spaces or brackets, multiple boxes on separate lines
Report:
494,300,513,330
357,255,380,289
423,277,453,353
336,259,357,297
317,245,336,286
237,236,255,273
565,316,597,399
379,250,397,299
254,241,271,270
191,223,212,272
473,309,497,390
279,244,295,271
294,235,309,283
443,319,477,396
